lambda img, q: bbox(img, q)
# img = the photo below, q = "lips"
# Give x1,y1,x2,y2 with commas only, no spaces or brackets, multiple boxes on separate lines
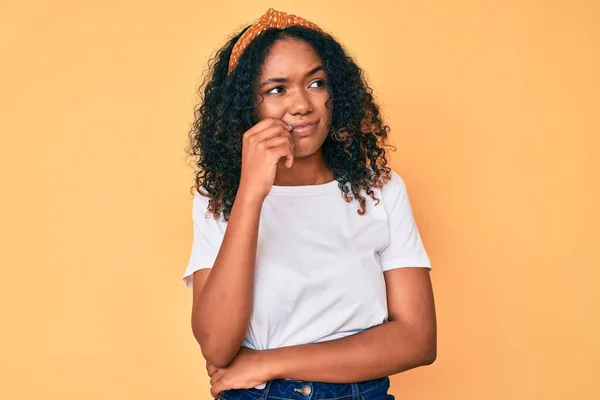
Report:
289,120,319,136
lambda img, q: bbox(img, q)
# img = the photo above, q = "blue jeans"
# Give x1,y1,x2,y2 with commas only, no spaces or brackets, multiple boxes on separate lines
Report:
221,377,395,400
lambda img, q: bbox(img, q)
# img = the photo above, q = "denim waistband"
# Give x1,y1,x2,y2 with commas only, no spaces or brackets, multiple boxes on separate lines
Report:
221,376,391,400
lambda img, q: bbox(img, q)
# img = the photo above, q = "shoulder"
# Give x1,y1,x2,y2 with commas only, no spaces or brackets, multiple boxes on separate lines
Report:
379,169,408,209
192,188,210,205
382,169,407,192
191,189,225,224
192,189,210,213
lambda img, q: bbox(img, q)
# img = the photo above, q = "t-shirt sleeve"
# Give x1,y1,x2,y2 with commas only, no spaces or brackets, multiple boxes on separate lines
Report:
182,192,226,289
378,170,431,272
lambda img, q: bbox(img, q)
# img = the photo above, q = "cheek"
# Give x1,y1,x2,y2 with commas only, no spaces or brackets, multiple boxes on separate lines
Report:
318,93,332,118
257,100,286,120
320,101,332,127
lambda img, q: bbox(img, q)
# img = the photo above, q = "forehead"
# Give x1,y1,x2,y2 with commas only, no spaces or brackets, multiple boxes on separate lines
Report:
260,38,323,78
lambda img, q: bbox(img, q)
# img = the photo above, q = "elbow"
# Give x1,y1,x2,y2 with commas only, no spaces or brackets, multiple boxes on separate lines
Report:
195,332,237,367
192,322,238,368
422,346,437,365
420,337,437,366
404,329,436,368
417,321,437,366
391,335,437,372
201,346,235,368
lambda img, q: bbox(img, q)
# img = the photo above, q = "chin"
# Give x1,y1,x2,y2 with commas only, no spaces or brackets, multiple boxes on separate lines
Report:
295,144,324,159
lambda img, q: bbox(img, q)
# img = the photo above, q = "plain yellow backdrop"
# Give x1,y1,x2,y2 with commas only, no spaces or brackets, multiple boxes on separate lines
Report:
1,1,598,399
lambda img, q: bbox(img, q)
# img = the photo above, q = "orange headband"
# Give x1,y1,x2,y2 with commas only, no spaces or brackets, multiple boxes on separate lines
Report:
228,8,323,74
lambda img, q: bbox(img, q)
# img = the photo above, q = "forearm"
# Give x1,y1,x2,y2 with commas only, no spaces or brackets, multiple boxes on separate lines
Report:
192,191,264,367
264,320,436,383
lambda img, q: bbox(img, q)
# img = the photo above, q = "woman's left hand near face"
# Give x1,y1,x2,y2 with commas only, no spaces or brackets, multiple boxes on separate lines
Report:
206,347,272,399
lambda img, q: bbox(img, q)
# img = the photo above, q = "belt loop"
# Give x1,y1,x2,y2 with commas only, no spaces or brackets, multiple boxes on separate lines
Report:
262,380,273,400
351,382,360,400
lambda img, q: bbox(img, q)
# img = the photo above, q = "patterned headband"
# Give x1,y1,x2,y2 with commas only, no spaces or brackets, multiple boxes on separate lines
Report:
228,8,323,74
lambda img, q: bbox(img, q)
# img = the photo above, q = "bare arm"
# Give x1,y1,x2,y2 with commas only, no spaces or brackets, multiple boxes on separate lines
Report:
191,192,263,368
262,268,437,382
190,118,295,368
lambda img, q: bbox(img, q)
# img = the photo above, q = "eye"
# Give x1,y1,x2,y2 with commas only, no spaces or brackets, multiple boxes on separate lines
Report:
266,86,285,95
310,79,326,88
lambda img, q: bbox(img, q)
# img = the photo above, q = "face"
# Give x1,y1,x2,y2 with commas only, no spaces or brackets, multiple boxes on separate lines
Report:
254,38,331,158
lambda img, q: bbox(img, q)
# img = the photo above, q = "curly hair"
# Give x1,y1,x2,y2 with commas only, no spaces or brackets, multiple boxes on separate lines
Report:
186,25,395,221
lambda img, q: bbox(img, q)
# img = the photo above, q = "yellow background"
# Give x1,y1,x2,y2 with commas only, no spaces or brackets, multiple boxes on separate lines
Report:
1,1,598,399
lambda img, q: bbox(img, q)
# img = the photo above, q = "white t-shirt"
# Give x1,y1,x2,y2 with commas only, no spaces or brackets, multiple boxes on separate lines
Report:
183,169,430,385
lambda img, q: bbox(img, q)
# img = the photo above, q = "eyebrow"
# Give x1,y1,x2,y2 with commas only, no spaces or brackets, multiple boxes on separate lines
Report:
259,65,326,88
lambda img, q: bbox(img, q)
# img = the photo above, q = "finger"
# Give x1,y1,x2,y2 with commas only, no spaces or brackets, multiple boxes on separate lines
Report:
206,364,218,377
211,379,228,399
268,144,295,168
252,125,293,144
285,143,294,168
263,118,292,133
244,118,291,138
210,369,225,386
260,131,295,163
210,387,221,399
264,138,295,167
267,133,295,158
262,136,292,150
265,129,294,149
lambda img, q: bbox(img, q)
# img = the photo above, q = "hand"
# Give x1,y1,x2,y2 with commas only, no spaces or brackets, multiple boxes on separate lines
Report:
239,118,295,200
206,347,272,399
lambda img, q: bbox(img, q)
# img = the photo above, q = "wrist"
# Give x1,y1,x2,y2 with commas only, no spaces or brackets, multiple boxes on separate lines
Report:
236,185,267,205
260,348,287,380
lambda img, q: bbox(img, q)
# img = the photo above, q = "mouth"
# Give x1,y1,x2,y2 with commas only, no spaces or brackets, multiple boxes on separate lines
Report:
289,120,320,136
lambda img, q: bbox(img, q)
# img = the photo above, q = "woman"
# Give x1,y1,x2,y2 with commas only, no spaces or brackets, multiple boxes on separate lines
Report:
183,8,437,400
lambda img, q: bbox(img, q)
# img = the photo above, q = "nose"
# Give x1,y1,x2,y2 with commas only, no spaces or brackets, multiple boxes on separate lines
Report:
288,89,312,115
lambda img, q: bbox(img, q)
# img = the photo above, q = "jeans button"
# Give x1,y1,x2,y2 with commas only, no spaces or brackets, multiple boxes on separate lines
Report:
301,385,312,396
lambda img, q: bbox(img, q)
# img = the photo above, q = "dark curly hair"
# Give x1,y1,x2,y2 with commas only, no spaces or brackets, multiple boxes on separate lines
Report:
186,25,396,221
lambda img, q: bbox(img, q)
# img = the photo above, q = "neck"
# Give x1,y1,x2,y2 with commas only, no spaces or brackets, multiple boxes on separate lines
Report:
273,150,333,186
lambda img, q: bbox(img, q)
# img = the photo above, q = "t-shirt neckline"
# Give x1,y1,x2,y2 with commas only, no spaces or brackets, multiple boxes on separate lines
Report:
269,179,340,195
